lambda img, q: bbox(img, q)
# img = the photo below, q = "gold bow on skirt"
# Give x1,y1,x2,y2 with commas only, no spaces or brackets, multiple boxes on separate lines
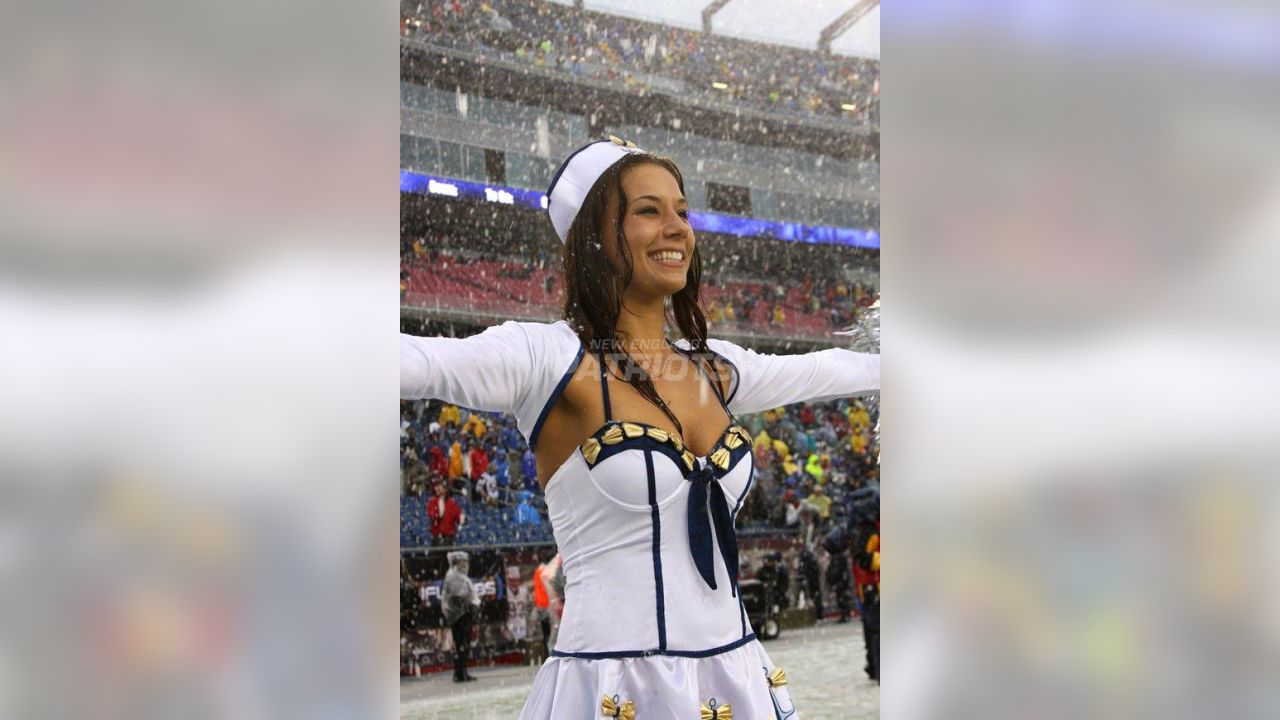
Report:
767,667,788,688
700,698,731,719
600,694,635,720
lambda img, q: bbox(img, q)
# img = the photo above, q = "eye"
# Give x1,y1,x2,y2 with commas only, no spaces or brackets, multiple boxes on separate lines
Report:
637,207,659,215
678,210,690,220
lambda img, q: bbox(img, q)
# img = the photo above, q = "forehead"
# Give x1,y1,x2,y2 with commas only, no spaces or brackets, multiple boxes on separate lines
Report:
620,163,683,200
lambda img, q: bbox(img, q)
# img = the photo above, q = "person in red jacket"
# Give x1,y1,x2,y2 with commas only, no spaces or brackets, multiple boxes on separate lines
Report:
469,444,489,484
427,480,464,547
428,446,448,479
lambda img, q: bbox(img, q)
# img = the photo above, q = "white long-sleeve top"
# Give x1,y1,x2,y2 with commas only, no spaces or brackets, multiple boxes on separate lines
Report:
400,319,879,450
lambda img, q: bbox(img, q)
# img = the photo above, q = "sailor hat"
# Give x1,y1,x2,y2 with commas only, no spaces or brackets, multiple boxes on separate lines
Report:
546,136,646,244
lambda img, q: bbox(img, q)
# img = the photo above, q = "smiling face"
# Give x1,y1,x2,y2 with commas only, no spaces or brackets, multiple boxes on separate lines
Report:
603,162,695,300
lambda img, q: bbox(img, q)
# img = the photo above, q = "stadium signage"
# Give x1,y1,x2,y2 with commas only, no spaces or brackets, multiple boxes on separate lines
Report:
484,187,515,205
401,170,879,249
426,178,459,197
419,578,500,602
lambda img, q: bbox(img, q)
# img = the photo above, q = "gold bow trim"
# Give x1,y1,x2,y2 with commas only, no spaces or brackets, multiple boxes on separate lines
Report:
709,447,731,470
767,667,788,687
580,422,692,468
579,422,751,472
700,698,731,719
600,694,635,720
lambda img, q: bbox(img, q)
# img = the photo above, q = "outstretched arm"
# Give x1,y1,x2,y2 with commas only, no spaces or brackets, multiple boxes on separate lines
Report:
708,340,880,416
400,321,536,415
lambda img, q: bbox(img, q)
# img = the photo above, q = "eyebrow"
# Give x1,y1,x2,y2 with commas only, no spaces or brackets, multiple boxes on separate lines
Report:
634,195,688,205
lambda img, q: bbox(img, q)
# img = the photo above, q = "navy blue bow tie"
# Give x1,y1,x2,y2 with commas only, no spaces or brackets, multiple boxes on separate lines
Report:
686,465,740,594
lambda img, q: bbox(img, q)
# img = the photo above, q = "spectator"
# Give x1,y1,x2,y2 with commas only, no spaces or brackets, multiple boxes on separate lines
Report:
521,448,538,490
448,441,464,480
851,428,870,455
753,427,772,453
442,551,480,683
853,519,880,682
428,445,448,478
493,452,511,495
478,470,499,507
805,453,824,483
439,403,461,428
500,421,522,452
463,412,487,439
784,492,803,527
515,491,541,525
755,552,790,611
469,443,489,483
798,548,823,620
427,480,465,546
849,402,871,432
822,525,853,623
804,483,832,521
400,407,414,438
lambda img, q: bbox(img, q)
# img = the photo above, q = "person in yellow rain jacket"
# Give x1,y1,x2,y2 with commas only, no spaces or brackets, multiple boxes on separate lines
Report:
448,441,464,480
781,452,798,477
848,403,871,433
804,484,831,520
462,412,486,439
439,403,461,428
851,430,869,455
753,428,772,453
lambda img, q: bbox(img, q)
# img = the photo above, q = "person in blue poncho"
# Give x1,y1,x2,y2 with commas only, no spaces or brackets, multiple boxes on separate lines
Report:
520,449,538,492
515,491,542,525
494,452,510,494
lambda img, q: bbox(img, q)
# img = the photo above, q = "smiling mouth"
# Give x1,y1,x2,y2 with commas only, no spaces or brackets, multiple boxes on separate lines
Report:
647,250,685,267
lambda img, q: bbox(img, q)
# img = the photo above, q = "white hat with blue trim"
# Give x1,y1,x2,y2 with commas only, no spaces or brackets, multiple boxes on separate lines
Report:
546,136,646,244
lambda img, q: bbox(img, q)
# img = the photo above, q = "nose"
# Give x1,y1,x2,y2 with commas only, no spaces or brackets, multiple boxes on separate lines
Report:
663,209,688,238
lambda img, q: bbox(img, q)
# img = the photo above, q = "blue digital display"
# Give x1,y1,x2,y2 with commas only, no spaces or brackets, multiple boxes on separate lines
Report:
400,170,879,249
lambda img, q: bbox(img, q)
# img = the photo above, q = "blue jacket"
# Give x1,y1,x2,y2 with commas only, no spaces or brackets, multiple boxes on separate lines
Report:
515,500,541,525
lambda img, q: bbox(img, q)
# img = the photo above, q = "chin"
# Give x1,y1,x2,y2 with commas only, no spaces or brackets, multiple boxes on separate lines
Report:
659,277,688,295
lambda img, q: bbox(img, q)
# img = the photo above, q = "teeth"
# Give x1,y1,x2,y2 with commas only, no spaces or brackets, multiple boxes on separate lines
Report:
649,251,683,263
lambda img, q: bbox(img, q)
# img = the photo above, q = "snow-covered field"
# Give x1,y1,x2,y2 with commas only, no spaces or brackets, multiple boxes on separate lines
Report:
401,621,878,719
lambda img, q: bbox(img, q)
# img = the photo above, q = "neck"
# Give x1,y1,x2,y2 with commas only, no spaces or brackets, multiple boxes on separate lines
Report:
614,292,669,356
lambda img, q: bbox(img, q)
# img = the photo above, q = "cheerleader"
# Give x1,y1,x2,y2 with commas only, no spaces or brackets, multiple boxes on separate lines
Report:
402,137,879,718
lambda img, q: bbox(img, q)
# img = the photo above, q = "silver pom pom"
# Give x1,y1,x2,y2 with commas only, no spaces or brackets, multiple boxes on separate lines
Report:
834,298,879,353
835,299,880,463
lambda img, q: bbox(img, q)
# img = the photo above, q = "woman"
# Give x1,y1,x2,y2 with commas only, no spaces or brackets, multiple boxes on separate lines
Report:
401,137,879,718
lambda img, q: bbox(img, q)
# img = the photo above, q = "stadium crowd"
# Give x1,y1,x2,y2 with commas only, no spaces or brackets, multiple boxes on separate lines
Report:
400,0,879,122
400,388,878,547
401,398,553,547
401,227,878,336
400,378,880,677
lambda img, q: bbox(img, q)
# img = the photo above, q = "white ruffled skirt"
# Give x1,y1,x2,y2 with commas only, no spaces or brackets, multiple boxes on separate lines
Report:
517,640,797,719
